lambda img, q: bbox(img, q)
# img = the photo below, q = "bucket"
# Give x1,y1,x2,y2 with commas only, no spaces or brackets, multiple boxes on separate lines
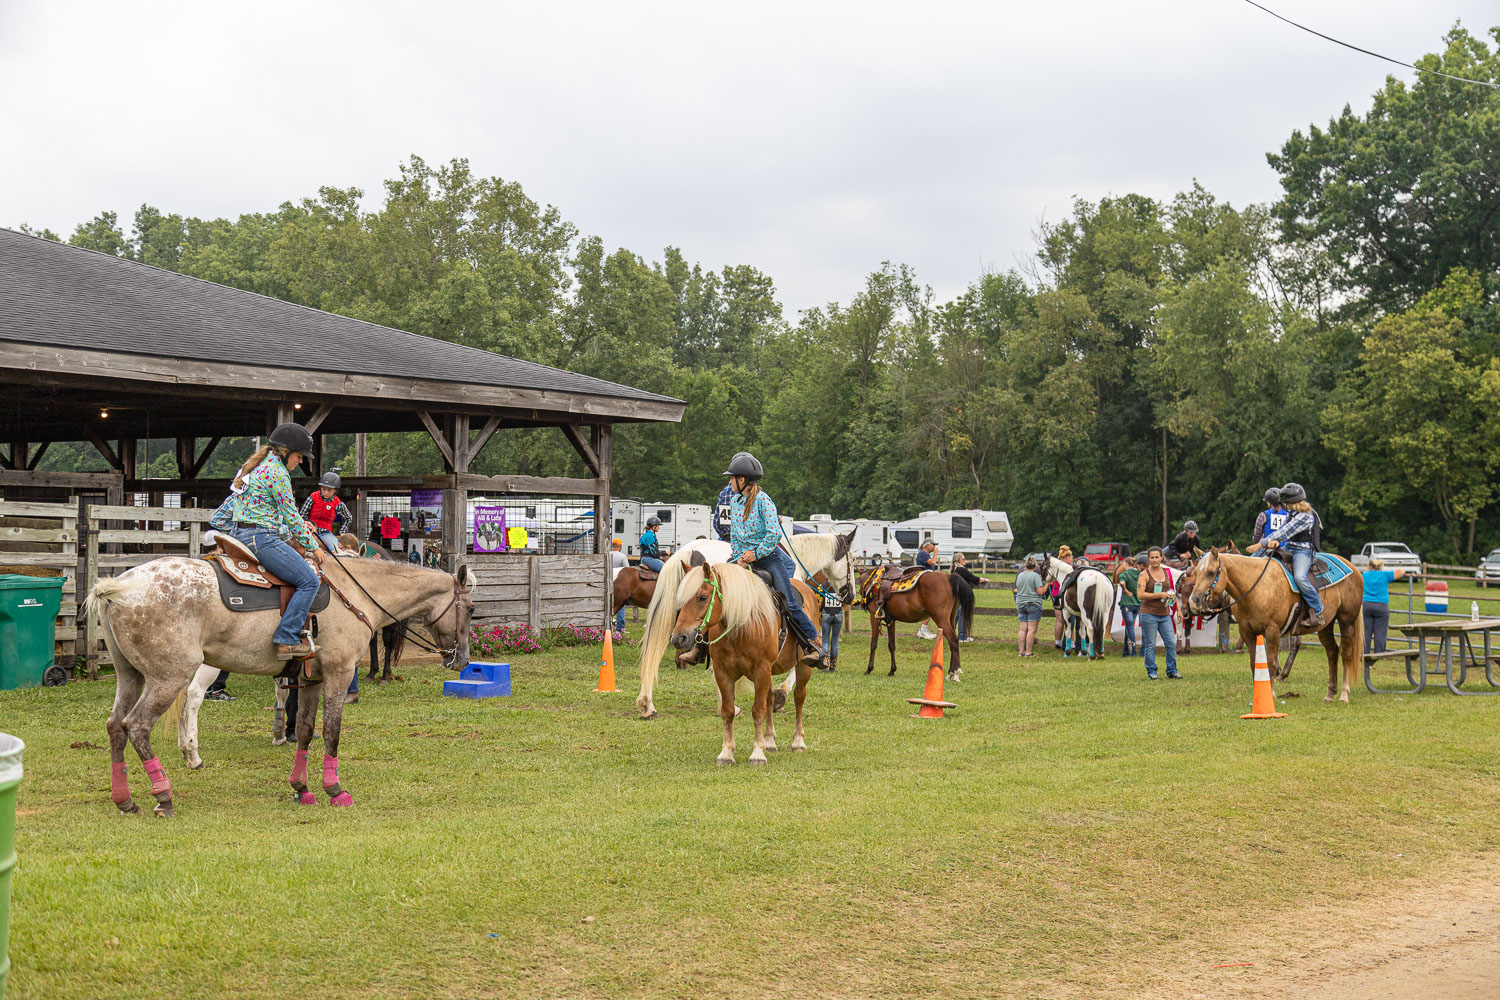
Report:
1425,580,1449,614
0,733,22,1000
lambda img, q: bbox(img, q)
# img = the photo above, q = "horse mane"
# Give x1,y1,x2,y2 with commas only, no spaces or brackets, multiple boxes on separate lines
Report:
786,532,836,575
676,564,777,637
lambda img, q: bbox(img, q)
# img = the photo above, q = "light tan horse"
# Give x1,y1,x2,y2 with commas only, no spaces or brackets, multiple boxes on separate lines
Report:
667,562,816,765
85,555,473,815
1186,548,1363,703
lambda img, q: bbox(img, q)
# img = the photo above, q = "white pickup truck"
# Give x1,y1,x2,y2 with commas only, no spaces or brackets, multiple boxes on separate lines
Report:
1350,542,1423,576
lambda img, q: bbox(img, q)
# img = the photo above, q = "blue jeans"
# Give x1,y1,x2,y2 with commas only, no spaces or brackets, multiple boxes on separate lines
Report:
1120,605,1140,653
316,529,340,553
615,605,626,631
640,556,664,573
821,610,843,658
231,526,320,645
955,606,967,640
1139,612,1178,677
1291,548,1323,615
753,548,819,647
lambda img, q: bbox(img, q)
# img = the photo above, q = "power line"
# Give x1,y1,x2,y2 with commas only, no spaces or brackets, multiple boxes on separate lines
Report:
1242,0,1500,89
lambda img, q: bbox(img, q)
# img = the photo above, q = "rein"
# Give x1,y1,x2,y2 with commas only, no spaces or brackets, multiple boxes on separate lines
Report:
323,547,469,658
776,522,842,603
1200,555,1272,613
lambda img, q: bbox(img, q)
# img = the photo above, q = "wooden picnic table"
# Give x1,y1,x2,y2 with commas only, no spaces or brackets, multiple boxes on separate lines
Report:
1372,617,1500,696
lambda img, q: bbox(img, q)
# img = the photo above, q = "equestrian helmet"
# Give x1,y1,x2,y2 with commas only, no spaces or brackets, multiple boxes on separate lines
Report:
1280,482,1307,504
319,470,341,490
268,422,314,456
1264,487,1281,504
723,452,764,480
1184,520,1199,533
646,516,662,527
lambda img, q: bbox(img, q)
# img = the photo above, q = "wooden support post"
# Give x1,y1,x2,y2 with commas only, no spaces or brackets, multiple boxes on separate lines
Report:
594,424,613,629
303,402,334,435
25,442,50,471
528,555,541,630
440,415,469,576
84,427,121,471
117,439,137,483
354,433,368,542
268,403,294,435
5,443,27,473
175,437,195,479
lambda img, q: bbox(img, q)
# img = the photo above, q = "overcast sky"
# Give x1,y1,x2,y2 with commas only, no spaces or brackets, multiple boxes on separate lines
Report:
2,1,1493,316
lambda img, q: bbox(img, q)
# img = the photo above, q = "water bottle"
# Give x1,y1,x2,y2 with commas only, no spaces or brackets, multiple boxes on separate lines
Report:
1472,600,1480,622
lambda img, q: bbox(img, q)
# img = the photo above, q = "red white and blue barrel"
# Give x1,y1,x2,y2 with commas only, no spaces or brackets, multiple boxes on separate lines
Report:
1425,580,1449,613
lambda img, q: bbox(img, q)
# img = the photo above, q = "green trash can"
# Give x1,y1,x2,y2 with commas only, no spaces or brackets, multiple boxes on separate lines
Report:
0,576,65,691
0,733,21,1000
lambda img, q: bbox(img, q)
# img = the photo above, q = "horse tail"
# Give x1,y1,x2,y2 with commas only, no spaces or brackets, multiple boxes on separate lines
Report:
165,685,187,740
950,573,974,627
1096,575,1115,649
82,573,145,624
636,551,691,716
386,620,409,667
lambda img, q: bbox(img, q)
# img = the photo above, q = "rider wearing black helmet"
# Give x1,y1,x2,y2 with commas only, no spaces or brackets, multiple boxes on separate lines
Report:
300,469,354,553
714,452,752,541
227,423,324,660
1251,487,1284,545
1247,481,1325,629
724,452,829,668
640,515,665,573
1165,520,1202,566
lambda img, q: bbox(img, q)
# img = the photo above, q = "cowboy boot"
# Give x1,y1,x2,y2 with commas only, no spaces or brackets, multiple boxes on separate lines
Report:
276,642,312,661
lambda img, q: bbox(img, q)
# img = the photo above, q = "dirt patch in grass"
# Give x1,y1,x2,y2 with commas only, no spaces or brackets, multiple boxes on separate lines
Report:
1140,854,1500,999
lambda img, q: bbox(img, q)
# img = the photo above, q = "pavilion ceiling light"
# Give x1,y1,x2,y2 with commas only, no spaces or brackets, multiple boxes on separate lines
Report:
99,409,108,419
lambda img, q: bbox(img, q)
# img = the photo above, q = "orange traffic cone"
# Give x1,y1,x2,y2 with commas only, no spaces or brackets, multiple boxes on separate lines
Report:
1241,635,1287,719
907,634,957,718
595,626,619,693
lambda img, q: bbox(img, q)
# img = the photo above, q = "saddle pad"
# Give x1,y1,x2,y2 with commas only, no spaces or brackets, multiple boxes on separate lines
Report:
211,557,331,614
888,570,928,595
1275,553,1353,593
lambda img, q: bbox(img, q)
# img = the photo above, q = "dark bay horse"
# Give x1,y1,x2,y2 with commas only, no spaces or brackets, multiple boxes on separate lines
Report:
1187,548,1363,702
612,566,656,625
856,567,964,679
667,562,816,765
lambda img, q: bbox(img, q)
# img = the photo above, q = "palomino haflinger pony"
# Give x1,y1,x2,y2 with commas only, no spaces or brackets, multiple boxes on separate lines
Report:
84,552,474,815
1037,555,1115,660
635,531,855,720
668,561,817,765
1187,547,1364,703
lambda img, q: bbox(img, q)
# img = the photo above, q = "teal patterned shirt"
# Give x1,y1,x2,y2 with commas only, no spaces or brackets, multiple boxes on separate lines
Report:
231,455,317,550
729,490,780,562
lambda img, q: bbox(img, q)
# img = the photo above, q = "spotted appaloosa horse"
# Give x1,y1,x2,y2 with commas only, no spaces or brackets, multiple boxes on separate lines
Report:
85,556,473,815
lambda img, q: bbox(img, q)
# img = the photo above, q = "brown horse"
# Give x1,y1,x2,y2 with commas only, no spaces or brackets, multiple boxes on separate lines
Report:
1187,548,1363,703
856,567,962,678
612,566,656,624
667,562,815,765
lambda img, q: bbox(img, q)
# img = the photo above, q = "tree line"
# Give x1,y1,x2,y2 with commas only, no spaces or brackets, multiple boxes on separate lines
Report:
20,27,1500,563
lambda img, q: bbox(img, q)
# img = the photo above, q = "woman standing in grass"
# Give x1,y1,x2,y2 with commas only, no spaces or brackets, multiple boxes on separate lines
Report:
1361,557,1406,654
1113,556,1142,657
1014,557,1046,657
1135,547,1180,680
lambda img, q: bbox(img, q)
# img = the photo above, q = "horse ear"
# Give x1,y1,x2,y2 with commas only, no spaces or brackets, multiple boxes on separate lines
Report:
689,549,706,568
456,563,471,586
835,528,855,558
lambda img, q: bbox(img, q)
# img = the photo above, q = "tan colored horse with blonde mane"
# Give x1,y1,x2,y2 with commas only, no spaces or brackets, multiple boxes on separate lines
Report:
667,561,817,765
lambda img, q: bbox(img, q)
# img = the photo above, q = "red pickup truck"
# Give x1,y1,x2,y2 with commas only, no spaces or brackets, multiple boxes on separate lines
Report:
1082,542,1130,563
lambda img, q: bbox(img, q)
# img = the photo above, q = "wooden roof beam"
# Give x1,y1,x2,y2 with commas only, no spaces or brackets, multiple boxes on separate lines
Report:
560,423,600,476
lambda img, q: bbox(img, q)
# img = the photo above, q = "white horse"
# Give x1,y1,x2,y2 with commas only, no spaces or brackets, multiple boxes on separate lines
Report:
1038,555,1115,660
635,529,856,720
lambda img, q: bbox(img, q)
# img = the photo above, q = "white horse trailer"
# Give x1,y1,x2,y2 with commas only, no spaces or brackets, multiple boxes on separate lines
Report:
609,500,643,555
635,502,713,555
793,514,902,563
892,510,1014,559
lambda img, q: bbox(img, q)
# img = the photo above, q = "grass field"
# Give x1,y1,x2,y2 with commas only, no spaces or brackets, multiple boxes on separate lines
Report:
6,613,1500,999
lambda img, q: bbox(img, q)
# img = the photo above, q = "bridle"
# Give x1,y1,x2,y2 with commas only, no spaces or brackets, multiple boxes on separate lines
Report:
324,546,472,659
1194,553,1271,614
695,572,730,646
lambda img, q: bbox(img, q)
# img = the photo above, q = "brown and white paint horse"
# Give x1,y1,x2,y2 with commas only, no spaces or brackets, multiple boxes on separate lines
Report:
85,555,473,815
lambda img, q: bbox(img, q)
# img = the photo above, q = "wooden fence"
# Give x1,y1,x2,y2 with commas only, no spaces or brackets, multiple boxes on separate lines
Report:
466,552,609,629
0,499,83,653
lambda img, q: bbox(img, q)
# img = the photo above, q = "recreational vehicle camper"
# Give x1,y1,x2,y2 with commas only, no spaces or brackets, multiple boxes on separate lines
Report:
793,514,902,562
891,510,1014,558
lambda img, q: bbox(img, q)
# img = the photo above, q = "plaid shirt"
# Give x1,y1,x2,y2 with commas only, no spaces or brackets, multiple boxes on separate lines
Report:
232,455,317,550
299,493,353,532
1260,510,1315,550
729,490,780,562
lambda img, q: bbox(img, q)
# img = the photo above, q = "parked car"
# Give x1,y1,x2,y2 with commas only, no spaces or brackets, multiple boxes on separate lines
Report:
1350,542,1422,576
1475,549,1500,583
1082,542,1130,564
1013,551,1051,570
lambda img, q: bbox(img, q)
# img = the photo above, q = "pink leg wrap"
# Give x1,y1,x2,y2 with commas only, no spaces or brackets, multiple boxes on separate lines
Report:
321,755,339,789
142,756,171,797
110,761,131,804
290,749,309,787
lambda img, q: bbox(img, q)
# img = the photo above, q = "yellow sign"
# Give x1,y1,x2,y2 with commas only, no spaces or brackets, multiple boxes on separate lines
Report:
506,525,529,550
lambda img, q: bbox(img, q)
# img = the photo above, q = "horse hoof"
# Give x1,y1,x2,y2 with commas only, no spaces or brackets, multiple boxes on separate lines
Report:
116,799,140,815
772,690,787,713
1323,694,1335,703
329,791,353,806
717,756,735,766
272,736,287,746
792,741,807,752
295,791,318,805
763,741,778,753
748,754,767,766
152,801,174,818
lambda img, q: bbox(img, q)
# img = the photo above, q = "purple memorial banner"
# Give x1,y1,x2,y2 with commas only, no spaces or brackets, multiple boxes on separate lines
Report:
474,506,507,552
410,489,443,536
